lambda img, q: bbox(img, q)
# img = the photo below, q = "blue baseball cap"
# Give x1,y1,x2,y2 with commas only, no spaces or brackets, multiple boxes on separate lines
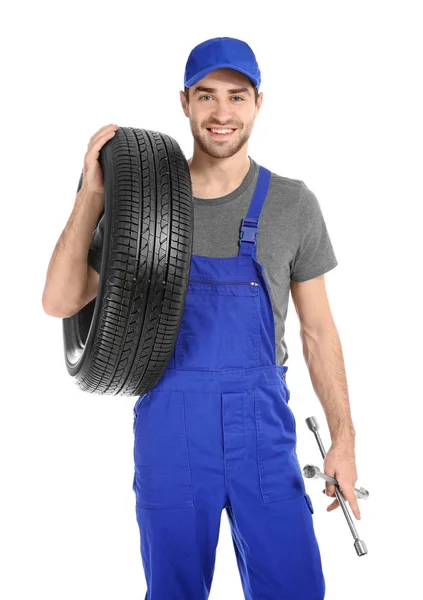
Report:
184,37,261,90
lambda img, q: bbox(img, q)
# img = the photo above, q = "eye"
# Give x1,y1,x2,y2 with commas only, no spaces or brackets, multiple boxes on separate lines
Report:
198,95,244,101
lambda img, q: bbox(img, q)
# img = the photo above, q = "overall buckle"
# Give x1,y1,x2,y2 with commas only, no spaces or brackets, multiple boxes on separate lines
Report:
240,218,258,243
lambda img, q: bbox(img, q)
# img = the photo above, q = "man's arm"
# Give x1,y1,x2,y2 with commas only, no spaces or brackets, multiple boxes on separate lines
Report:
290,274,356,444
41,184,102,318
290,274,361,519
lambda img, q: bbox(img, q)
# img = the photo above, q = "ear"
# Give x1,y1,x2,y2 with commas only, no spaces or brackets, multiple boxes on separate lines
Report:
180,90,189,117
255,92,264,116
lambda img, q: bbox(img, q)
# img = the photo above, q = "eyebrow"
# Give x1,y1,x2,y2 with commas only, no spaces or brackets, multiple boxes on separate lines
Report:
192,86,252,96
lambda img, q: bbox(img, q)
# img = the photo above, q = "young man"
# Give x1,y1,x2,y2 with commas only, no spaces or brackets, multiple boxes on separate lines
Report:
43,36,360,600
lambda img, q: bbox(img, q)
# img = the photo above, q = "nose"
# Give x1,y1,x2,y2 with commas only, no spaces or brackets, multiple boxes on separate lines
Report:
210,100,234,123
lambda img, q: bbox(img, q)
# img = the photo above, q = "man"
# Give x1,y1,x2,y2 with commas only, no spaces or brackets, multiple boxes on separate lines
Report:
43,36,359,600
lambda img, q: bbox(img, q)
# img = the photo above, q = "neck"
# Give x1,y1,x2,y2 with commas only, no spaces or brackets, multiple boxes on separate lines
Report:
187,147,251,199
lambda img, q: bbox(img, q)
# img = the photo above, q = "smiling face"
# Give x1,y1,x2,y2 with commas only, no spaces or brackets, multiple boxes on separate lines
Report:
180,68,263,159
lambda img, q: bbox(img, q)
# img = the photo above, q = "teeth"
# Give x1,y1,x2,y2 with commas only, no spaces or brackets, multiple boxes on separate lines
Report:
210,129,234,134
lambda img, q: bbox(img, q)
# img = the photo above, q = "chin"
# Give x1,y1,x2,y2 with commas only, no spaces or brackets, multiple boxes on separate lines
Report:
203,144,239,159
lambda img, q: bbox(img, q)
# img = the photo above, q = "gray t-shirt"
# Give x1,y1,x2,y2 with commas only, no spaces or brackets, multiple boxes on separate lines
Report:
87,156,338,365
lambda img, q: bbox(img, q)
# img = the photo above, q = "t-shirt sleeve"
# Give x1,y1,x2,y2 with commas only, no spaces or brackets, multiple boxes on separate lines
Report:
87,216,104,274
290,182,338,282
76,167,104,274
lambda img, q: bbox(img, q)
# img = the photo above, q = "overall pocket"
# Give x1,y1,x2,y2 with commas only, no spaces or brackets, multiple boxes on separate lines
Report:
132,391,149,435
255,383,305,503
133,389,194,509
304,492,315,514
279,376,297,433
174,280,260,369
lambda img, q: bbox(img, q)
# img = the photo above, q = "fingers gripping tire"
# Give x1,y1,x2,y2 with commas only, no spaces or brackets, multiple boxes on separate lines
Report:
63,127,193,396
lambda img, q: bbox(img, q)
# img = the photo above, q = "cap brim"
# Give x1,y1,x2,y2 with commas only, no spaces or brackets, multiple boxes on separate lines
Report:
185,62,259,89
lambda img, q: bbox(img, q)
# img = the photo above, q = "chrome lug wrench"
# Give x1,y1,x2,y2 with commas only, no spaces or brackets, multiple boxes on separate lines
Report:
305,416,368,556
303,464,369,499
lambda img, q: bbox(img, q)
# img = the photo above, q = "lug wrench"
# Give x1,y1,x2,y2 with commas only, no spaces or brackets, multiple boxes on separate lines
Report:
303,464,369,500
305,416,368,556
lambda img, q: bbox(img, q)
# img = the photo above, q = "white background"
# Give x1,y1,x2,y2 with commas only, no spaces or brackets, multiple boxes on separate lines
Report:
2,1,422,598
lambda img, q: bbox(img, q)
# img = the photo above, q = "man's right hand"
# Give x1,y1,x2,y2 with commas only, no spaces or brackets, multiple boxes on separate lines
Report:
81,123,119,201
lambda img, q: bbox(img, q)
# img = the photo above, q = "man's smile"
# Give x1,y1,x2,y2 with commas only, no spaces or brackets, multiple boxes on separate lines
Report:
206,128,237,138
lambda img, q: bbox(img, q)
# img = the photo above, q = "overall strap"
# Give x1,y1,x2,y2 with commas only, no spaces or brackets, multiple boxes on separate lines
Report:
238,165,272,257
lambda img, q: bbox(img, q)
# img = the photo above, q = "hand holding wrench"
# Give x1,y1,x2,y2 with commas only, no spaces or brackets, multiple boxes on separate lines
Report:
304,416,368,556
302,464,369,499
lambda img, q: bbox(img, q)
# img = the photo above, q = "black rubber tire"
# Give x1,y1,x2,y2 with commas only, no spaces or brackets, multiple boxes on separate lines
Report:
62,127,193,396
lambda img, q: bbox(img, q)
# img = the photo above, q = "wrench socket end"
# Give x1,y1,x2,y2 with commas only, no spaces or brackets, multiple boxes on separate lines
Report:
354,539,368,556
306,416,319,433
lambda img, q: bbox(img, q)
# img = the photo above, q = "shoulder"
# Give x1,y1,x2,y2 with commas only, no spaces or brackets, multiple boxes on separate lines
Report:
258,161,305,204
259,163,305,214
268,168,304,197
267,167,321,217
250,159,319,215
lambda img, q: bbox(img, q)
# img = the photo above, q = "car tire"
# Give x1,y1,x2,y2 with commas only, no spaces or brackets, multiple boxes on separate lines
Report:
62,126,193,396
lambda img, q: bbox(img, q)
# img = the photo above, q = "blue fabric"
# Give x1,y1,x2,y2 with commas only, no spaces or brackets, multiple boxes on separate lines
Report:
132,165,326,599
184,37,261,90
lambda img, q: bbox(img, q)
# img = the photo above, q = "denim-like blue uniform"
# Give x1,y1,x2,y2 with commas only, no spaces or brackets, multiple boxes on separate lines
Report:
132,165,326,599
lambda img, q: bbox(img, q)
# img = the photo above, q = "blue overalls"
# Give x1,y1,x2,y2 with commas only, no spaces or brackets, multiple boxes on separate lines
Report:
132,165,326,599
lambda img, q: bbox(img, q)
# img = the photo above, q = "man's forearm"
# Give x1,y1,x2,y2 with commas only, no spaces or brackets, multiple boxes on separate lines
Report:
300,322,356,445
42,186,103,316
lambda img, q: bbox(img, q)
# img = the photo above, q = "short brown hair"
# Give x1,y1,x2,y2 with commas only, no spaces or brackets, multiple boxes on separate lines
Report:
184,85,259,104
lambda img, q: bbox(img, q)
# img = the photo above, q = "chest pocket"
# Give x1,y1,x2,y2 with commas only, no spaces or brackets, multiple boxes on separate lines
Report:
174,279,261,370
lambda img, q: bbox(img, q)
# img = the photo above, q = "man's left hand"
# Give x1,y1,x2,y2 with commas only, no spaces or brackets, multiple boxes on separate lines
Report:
322,441,361,520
